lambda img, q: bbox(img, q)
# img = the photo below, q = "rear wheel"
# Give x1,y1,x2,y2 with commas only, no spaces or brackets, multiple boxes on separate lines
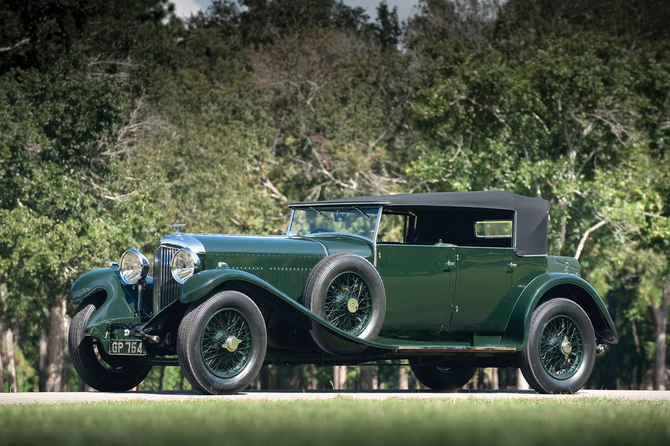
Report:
177,291,267,395
69,303,151,392
520,298,596,394
410,363,477,390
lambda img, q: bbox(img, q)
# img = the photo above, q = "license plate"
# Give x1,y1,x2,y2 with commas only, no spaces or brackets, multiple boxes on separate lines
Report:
109,340,146,356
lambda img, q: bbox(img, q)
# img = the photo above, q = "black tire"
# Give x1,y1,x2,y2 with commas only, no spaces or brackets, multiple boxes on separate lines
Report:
69,303,152,392
410,363,477,390
520,298,596,394
303,253,386,355
177,291,267,395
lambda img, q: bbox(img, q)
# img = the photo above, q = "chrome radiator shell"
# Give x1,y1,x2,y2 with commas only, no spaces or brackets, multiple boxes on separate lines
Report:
152,246,182,315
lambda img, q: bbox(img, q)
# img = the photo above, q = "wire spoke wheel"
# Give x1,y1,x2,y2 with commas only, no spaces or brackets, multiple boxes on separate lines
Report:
178,291,266,395
200,308,253,379
92,340,128,371
539,315,584,380
324,271,372,336
69,303,151,392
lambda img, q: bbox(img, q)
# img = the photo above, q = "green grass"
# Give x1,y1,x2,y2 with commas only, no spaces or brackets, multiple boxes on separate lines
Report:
1,397,670,446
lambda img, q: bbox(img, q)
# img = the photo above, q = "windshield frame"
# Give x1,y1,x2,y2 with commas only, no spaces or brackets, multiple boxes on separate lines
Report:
288,205,383,242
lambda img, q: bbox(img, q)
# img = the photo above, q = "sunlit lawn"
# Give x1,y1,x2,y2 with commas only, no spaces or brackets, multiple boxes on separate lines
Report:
1,396,670,446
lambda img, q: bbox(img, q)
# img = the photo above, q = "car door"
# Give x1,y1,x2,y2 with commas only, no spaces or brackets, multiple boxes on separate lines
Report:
447,246,515,332
376,244,456,331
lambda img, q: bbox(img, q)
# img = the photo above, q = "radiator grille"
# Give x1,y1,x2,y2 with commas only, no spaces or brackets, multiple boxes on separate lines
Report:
153,246,182,315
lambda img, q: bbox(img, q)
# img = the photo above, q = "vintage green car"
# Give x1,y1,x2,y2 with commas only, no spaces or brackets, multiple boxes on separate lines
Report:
69,191,617,394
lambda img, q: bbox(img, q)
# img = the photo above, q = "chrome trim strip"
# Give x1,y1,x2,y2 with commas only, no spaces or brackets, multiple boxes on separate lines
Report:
287,209,295,233
372,207,383,267
160,233,206,255
289,201,391,209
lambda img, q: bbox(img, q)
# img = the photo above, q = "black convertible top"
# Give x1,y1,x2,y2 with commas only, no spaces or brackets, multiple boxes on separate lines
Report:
290,191,550,256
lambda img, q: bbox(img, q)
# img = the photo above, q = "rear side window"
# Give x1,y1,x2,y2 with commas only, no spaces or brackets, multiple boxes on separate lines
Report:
474,220,513,239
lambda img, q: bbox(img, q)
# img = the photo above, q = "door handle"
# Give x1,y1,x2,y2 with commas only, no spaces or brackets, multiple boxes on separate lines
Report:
508,262,517,270
444,261,455,271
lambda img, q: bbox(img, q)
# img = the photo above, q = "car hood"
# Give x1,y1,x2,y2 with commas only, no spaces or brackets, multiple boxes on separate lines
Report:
159,232,373,269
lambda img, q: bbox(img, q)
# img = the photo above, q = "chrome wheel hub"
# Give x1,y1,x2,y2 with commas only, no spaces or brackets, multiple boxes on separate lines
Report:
223,336,241,352
560,336,572,359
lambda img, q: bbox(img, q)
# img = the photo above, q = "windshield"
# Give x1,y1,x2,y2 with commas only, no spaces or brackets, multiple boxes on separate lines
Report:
289,206,381,240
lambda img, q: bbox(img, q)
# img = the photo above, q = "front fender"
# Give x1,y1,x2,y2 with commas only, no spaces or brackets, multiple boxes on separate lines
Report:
71,268,146,342
503,272,618,349
72,268,126,304
180,269,394,353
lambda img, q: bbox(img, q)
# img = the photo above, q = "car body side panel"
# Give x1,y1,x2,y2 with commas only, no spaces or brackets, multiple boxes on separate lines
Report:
448,247,513,332
376,244,454,330
501,272,618,348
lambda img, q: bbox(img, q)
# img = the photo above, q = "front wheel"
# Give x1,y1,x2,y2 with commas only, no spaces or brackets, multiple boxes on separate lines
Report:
177,291,267,395
409,363,477,390
69,304,152,392
520,298,596,394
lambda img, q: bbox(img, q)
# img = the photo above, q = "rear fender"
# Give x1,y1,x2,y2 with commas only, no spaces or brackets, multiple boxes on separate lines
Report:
502,272,618,349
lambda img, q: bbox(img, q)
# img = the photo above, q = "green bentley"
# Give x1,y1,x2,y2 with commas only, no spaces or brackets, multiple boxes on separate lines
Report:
69,191,617,394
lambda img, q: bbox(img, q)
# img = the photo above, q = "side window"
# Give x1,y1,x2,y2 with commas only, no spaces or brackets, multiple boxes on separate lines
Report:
378,213,406,243
474,220,513,239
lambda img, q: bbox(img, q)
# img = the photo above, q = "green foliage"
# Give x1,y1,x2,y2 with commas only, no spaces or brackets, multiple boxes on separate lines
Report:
1,0,669,391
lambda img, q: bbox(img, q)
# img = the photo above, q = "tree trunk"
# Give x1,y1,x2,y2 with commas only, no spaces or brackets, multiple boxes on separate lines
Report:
287,365,303,389
516,368,530,390
158,366,165,391
359,365,373,390
333,365,347,389
606,290,619,389
478,368,485,388
275,366,290,389
0,283,5,392
46,299,67,392
398,361,409,390
4,328,17,392
649,284,670,391
554,199,568,256
306,365,317,389
39,328,48,392
61,309,71,391
0,324,3,391
489,368,499,390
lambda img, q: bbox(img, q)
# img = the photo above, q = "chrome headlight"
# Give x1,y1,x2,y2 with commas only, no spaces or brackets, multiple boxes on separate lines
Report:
119,249,150,285
170,247,201,284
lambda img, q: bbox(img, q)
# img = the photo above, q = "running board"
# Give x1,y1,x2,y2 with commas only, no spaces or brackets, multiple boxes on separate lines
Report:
395,346,517,354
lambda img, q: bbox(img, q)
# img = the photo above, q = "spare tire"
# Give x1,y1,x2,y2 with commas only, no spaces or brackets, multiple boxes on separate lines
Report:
303,253,386,355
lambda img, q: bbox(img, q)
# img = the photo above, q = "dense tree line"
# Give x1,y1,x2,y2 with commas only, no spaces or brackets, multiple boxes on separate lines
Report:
0,0,668,392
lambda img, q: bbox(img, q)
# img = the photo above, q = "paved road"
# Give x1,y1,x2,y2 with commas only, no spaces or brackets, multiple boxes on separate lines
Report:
1,389,669,405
